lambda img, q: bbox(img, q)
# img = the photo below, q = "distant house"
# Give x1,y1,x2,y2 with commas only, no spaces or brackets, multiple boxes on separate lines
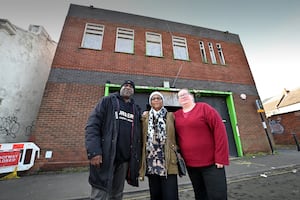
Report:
0,19,57,143
263,88,300,145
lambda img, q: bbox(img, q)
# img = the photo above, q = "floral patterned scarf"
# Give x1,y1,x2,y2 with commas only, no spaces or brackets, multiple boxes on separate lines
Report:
147,107,167,151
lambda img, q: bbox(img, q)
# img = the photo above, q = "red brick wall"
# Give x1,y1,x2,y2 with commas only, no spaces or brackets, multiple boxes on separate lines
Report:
269,112,300,145
234,94,274,153
53,17,255,85
30,82,104,171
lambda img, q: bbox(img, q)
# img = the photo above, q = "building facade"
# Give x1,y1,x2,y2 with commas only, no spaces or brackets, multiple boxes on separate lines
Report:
0,19,57,144
264,88,300,146
31,4,273,171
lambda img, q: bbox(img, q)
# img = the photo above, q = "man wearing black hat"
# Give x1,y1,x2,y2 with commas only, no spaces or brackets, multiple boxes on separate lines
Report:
85,80,142,200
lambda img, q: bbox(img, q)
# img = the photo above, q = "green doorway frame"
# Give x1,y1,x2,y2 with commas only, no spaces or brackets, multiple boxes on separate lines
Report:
104,83,243,157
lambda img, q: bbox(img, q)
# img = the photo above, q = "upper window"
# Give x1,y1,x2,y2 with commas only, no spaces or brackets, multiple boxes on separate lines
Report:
146,32,163,57
81,23,104,50
199,41,208,63
115,27,134,54
216,43,226,65
172,36,189,60
208,42,217,64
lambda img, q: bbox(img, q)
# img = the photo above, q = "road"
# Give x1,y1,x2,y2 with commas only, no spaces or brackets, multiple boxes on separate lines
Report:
227,169,299,200
124,168,300,200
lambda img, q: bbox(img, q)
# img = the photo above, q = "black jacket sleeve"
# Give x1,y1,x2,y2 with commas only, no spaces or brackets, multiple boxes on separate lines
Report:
85,97,109,159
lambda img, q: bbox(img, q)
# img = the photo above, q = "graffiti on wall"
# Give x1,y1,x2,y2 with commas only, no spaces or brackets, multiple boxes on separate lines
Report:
0,115,20,138
0,114,36,138
269,119,284,134
25,120,35,136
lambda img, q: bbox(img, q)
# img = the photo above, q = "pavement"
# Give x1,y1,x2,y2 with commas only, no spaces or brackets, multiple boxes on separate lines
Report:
0,148,300,200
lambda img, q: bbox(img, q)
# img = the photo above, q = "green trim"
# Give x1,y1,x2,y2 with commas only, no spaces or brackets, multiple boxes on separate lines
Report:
226,94,243,156
104,84,110,96
104,83,243,157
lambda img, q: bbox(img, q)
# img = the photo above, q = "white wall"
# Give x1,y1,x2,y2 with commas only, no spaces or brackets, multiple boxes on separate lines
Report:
0,20,57,143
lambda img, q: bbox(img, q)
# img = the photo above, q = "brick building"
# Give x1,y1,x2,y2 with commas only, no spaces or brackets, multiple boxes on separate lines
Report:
264,88,300,146
31,4,273,171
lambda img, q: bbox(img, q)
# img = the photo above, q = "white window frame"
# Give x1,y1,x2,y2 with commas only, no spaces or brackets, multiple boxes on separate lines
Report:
199,41,208,63
115,27,134,54
145,32,163,57
208,42,217,64
172,36,189,60
81,23,104,50
216,43,226,65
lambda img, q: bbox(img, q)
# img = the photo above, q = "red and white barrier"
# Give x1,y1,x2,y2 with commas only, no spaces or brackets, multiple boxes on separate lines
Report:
0,142,40,174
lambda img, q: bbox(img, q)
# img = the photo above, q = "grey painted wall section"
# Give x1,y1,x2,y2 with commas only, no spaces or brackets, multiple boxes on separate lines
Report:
0,20,57,143
48,68,258,96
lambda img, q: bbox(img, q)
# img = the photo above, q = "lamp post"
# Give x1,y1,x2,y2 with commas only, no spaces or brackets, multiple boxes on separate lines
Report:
292,132,300,151
256,99,274,154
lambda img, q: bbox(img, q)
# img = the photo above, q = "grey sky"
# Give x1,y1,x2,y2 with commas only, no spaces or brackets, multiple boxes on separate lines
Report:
1,0,299,99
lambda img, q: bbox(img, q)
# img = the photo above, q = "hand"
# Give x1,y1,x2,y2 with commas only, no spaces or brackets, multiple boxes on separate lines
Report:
142,111,148,116
90,155,102,168
216,163,224,168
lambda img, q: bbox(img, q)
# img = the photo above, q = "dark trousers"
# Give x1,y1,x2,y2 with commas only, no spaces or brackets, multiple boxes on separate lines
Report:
187,165,227,200
90,162,128,200
148,174,179,200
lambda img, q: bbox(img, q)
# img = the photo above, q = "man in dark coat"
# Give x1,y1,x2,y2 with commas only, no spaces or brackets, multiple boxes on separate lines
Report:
85,80,142,200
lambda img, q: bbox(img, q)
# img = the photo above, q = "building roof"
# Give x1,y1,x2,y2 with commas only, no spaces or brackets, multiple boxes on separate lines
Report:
263,87,300,117
68,4,241,44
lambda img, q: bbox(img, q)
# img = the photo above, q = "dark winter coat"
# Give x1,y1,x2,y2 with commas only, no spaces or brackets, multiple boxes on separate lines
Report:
85,93,142,192
139,112,179,180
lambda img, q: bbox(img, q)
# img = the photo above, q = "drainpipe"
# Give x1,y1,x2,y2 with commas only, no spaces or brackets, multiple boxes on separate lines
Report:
292,132,300,151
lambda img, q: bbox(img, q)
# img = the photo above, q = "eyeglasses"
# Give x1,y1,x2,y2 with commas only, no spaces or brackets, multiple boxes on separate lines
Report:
151,97,162,101
178,93,189,98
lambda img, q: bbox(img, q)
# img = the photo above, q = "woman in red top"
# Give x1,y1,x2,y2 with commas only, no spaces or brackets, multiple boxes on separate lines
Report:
174,88,229,200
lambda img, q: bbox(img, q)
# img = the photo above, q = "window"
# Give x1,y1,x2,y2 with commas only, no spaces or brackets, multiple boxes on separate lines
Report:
199,41,208,63
208,42,217,64
115,27,134,54
146,32,163,57
172,36,189,60
216,43,226,65
81,23,104,50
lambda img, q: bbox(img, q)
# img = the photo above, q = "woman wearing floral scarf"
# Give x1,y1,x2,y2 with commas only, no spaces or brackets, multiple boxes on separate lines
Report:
139,91,179,200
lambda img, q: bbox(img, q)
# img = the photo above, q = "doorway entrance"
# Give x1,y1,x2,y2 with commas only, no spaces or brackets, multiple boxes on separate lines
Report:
195,95,238,156
105,83,243,157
